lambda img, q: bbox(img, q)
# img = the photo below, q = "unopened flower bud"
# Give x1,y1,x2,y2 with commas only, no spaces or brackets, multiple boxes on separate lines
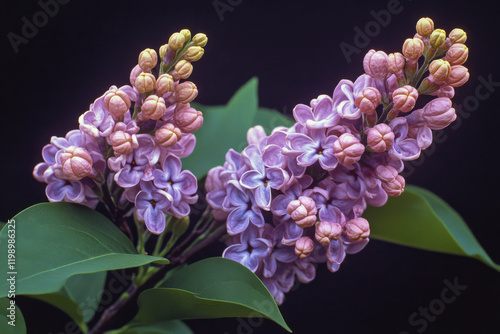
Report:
416,17,434,37
155,123,182,148
141,95,167,120
363,50,388,79
134,72,156,93
354,87,381,115
429,29,447,49
315,221,342,246
168,32,186,50
422,97,456,130
387,52,405,76
60,146,93,181
130,64,149,87
174,106,204,133
156,74,175,96
295,236,314,259
428,59,451,82
382,174,405,197
375,165,398,183
432,85,455,99
367,123,394,153
445,65,469,88
104,88,131,119
286,196,317,228
192,33,208,47
449,28,467,44
174,81,198,103
108,130,139,155
444,43,468,65
184,46,204,62
392,85,418,113
172,60,193,80
180,29,191,43
138,48,158,71
403,38,424,61
345,218,370,241
159,44,168,60
333,133,365,165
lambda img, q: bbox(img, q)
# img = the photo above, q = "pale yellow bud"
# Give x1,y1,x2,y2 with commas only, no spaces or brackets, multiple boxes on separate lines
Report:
429,59,451,82
429,29,447,49
172,60,193,81
159,44,168,59
416,17,434,37
168,32,186,50
402,38,424,61
184,46,204,62
138,48,158,71
134,72,156,93
180,29,191,42
192,33,208,47
449,28,467,44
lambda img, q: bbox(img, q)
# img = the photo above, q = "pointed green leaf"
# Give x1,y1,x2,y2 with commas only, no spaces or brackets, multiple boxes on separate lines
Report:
0,297,26,334
122,258,291,332
0,202,168,298
182,78,260,179
106,320,193,334
364,185,500,271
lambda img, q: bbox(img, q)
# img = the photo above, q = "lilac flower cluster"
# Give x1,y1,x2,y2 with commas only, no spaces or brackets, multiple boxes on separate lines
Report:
34,30,208,234
206,18,469,304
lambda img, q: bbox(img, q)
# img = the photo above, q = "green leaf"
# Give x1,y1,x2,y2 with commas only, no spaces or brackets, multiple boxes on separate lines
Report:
106,320,193,334
30,272,106,332
364,185,500,272
253,107,295,130
183,78,260,179
0,297,27,334
0,202,168,298
121,258,291,332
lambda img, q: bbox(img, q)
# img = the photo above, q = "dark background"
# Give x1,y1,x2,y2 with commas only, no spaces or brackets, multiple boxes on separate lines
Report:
1,0,499,333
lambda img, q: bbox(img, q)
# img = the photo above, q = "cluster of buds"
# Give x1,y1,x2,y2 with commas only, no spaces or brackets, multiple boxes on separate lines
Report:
205,18,469,304
34,30,207,234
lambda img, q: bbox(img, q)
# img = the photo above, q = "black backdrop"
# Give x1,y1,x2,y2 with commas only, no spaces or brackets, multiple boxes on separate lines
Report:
2,0,500,333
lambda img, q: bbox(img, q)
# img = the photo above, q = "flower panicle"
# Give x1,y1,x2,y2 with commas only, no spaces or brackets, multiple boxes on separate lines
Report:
205,17,470,305
33,29,207,235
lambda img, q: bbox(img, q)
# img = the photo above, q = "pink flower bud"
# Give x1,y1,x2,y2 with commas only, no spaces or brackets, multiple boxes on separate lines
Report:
363,49,388,79
387,52,405,76
428,59,451,83
134,72,156,94
130,64,150,87
171,60,193,81
444,43,468,65
104,88,131,119
367,124,394,153
422,97,456,130
287,196,317,228
382,174,405,197
156,74,175,96
392,85,418,113
60,146,94,181
345,217,370,241
174,81,198,104
155,123,182,148
294,236,314,259
315,221,342,246
449,28,467,44
354,87,381,115
375,165,398,183
445,65,469,88
138,48,158,71
174,105,204,133
403,38,424,61
432,85,455,99
108,130,139,155
141,95,167,120
333,133,365,165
